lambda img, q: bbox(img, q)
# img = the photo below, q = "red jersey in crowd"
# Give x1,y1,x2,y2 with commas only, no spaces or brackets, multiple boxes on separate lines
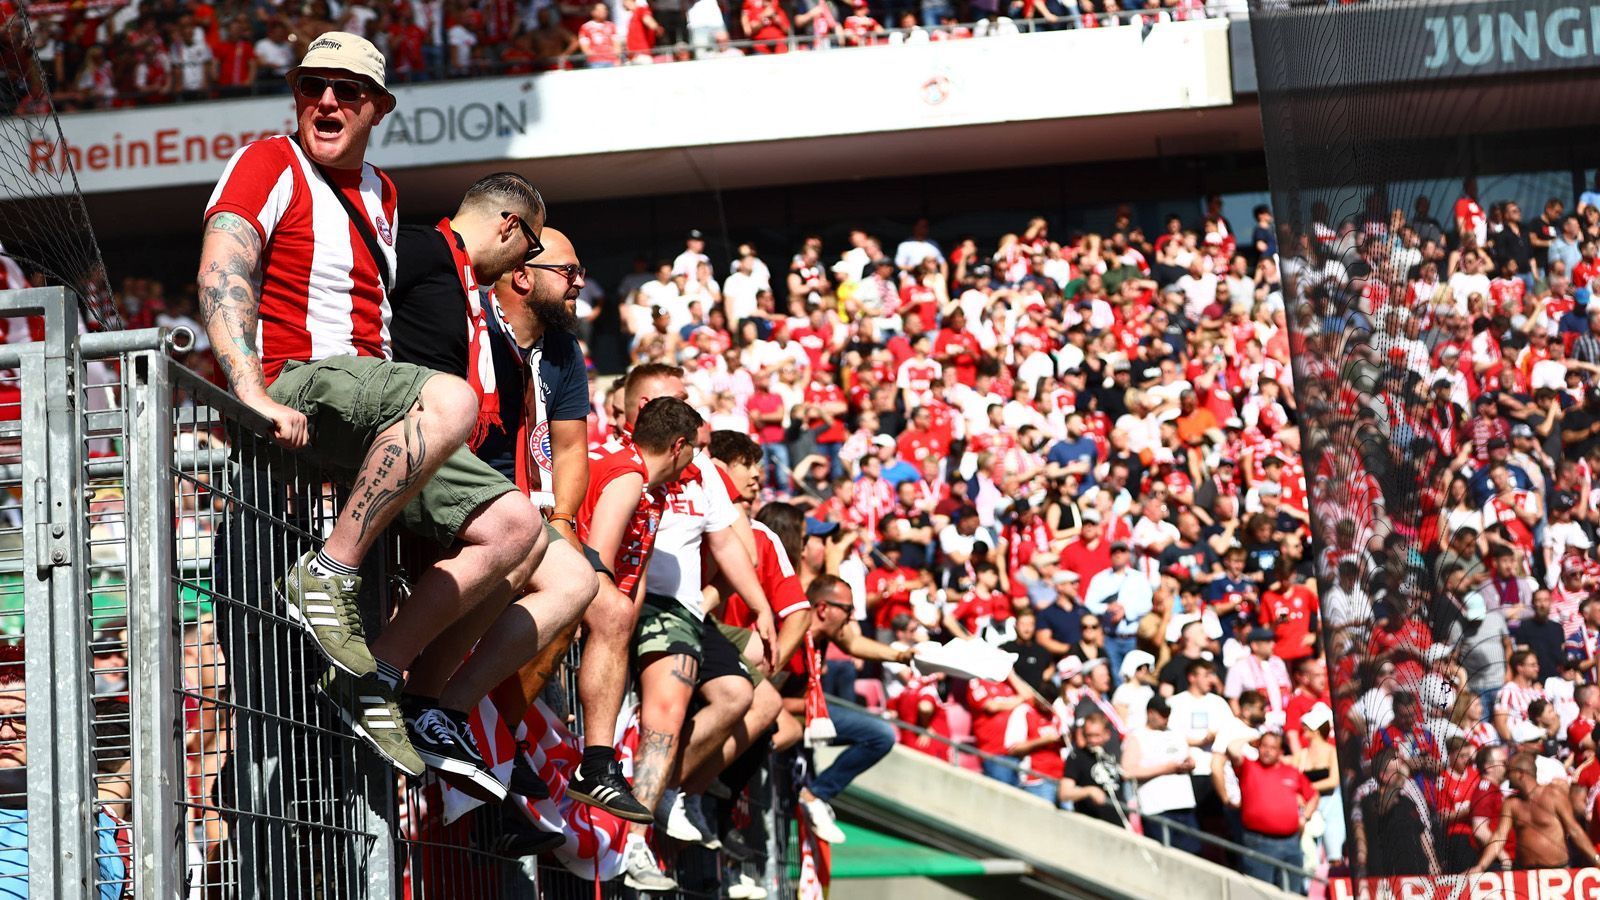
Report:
966,678,1019,756
934,326,982,385
577,439,666,598
578,19,619,65
866,562,918,631
1004,703,1065,785
1437,765,1479,838
723,520,810,627
626,0,658,54
1235,758,1314,837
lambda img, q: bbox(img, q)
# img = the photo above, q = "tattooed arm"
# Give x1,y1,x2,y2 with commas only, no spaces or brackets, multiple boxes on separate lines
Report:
197,212,308,448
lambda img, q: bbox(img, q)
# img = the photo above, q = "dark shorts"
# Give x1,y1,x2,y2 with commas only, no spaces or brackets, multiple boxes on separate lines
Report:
713,621,764,686
633,593,703,664
269,356,514,546
700,618,753,685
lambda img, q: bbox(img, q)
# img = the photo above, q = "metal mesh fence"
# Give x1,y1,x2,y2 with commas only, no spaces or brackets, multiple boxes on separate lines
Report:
1,285,800,899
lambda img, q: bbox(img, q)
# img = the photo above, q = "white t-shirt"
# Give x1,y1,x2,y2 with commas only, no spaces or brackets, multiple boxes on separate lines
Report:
1128,726,1195,815
447,23,478,68
723,271,766,323
1112,681,1154,731
644,450,739,617
672,249,710,278
1166,690,1235,769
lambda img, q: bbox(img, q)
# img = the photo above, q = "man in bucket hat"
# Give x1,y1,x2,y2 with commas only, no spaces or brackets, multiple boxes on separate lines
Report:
198,32,541,777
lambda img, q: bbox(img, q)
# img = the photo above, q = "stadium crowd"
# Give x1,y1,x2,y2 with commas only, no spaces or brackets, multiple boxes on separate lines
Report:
19,17,1600,898
0,0,1215,113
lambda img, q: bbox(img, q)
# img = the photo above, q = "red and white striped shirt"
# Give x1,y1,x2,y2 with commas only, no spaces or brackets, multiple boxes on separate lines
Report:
1494,680,1546,730
204,135,398,383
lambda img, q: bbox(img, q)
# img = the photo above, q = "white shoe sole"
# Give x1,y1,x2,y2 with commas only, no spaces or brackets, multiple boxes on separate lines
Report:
320,689,425,777
418,750,509,802
279,581,372,678
623,872,679,892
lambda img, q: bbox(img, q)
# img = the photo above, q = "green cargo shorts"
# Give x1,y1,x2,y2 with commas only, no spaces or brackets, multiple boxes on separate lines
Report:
715,622,765,686
268,356,515,546
633,593,703,665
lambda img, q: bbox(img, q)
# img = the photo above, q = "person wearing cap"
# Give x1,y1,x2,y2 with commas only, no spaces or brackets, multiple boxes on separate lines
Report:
1291,702,1342,865
1120,696,1199,853
1224,626,1291,721
1059,507,1111,586
672,229,710,279
198,33,544,777
1112,650,1157,730
1083,539,1153,678
1034,569,1085,657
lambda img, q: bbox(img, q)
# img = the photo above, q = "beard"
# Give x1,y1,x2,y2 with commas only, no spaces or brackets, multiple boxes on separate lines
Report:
531,293,578,333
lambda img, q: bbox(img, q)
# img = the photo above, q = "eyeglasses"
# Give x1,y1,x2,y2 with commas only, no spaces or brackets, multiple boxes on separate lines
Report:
822,601,853,613
293,74,369,103
503,211,545,262
526,263,585,285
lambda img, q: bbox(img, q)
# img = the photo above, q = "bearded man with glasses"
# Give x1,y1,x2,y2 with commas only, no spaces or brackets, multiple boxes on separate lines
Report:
386,185,608,803
198,33,542,779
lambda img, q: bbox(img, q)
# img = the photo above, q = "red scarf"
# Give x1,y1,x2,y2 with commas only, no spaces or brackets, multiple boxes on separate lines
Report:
803,631,835,746
437,218,499,451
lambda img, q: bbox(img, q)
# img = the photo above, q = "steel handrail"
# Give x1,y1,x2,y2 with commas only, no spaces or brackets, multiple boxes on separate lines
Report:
827,693,1327,889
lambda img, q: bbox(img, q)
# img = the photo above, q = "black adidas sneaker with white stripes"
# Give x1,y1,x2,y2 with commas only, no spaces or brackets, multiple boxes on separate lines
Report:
405,705,507,803
566,759,653,823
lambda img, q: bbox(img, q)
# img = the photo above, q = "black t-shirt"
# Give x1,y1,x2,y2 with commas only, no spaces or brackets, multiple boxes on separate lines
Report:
1064,745,1123,826
1004,638,1053,694
1566,405,1600,459
1522,616,1566,681
1159,656,1224,697
388,224,528,475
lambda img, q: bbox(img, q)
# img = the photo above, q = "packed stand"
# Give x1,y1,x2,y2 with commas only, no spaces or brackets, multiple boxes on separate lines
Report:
0,0,1217,114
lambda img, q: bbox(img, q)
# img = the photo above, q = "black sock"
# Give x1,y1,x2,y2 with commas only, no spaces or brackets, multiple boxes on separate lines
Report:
582,745,616,771
374,659,403,692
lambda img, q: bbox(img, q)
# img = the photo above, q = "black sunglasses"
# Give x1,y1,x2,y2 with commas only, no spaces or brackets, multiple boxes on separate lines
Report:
503,211,545,262
526,263,585,285
293,74,369,103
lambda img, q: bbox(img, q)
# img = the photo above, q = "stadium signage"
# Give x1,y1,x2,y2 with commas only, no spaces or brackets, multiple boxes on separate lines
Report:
1332,869,1600,900
379,101,530,147
23,19,1231,195
1255,0,1600,90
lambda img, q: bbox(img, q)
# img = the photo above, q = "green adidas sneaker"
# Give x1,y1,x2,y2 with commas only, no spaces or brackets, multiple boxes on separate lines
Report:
317,668,425,777
278,551,377,677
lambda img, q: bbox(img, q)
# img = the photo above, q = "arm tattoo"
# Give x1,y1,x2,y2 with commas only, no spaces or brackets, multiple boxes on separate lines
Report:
197,213,267,397
345,398,428,542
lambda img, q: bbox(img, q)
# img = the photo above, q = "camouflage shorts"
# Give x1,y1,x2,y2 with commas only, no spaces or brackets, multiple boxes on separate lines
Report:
632,593,702,665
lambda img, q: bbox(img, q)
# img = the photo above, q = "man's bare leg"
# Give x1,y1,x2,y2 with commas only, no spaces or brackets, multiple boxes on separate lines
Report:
628,652,699,830
402,525,550,699
433,538,598,712
367,489,539,672
682,679,782,794
675,675,754,794
320,375,478,567
579,580,637,749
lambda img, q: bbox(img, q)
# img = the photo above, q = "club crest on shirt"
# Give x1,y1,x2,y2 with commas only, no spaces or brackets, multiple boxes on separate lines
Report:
531,420,553,472
376,215,393,245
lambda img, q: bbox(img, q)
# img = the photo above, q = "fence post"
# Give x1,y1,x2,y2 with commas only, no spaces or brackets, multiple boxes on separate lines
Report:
125,349,182,898
13,287,96,900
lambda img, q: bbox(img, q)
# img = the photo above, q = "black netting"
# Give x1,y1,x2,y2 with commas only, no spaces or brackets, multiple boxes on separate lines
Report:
0,2,118,329
1253,0,1600,881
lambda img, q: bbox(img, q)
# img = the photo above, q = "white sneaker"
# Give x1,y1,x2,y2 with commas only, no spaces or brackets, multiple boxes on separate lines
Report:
681,793,722,850
728,873,768,899
657,789,706,844
622,835,678,892
801,795,847,844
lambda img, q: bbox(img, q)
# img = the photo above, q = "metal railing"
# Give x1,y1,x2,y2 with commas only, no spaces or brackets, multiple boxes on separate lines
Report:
27,7,1228,115
0,284,798,899
828,694,1324,894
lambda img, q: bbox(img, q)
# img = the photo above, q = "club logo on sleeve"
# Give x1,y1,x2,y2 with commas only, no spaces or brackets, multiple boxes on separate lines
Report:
376,215,393,245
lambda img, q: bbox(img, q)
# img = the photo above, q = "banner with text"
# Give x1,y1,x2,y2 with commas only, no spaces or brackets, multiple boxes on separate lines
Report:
1333,870,1600,900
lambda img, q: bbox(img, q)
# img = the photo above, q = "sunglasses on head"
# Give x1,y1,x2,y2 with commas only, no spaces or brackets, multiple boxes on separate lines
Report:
293,73,369,103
